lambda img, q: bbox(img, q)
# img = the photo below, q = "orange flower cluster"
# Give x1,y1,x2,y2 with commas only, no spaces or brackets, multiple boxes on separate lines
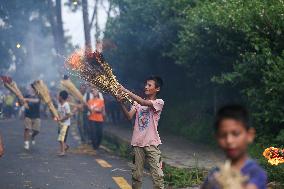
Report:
263,147,284,165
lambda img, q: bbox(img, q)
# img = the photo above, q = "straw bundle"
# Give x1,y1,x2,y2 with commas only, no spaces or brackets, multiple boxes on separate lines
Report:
65,49,133,104
215,161,247,189
0,76,29,109
31,80,59,119
60,79,84,104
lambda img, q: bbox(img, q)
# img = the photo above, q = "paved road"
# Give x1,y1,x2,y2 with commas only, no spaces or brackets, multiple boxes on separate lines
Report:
0,119,152,189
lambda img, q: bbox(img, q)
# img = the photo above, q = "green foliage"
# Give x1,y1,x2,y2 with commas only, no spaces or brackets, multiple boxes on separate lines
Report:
163,164,205,188
172,0,284,143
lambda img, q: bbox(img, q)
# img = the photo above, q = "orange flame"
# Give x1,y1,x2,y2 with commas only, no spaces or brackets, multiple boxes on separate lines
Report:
263,147,284,165
66,50,84,70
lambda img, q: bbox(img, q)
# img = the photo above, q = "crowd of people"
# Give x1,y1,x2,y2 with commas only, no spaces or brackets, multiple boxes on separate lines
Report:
0,75,268,189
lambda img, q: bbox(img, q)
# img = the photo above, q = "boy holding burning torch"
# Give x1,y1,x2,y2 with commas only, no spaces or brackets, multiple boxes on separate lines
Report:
201,105,267,189
117,76,165,189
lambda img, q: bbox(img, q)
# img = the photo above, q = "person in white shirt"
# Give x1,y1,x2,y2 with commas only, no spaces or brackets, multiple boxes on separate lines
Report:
56,90,71,156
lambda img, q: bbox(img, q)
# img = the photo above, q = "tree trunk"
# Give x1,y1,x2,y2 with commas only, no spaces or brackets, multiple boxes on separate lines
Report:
55,0,65,55
47,0,65,56
47,0,59,54
94,0,100,43
82,0,92,49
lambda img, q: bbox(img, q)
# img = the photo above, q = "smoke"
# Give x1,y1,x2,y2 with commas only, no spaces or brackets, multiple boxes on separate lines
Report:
12,24,63,88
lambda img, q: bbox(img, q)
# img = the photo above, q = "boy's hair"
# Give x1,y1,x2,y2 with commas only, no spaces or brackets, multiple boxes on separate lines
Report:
145,76,163,89
63,75,69,80
214,104,250,132
59,90,68,100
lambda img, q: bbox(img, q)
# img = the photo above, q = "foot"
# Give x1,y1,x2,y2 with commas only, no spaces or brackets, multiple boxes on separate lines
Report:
57,152,65,156
31,140,36,145
24,141,30,150
65,144,69,151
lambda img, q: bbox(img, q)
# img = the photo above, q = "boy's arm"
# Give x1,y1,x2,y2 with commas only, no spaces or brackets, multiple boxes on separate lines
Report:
58,113,72,122
119,102,136,121
120,86,154,108
24,97,40,103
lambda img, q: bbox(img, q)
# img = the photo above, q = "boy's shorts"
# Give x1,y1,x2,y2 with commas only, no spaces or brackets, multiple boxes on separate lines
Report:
24,117,41,132
57,124,69,142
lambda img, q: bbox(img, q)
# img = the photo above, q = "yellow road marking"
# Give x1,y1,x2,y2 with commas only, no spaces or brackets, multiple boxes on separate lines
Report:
96,159,112,168
112,177,131,189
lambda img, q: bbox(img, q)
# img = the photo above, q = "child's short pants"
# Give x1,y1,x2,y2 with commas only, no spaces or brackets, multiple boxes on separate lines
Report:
24,117,41,132
58,124,69,142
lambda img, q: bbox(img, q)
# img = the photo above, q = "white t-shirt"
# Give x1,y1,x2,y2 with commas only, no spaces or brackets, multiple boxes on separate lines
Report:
58,101,71,126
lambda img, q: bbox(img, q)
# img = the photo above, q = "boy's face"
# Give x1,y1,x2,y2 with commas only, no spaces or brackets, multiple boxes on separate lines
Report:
58,95,63,103
92,89,99,97
80,85,86,93
144,80,160,96
216,119,255,161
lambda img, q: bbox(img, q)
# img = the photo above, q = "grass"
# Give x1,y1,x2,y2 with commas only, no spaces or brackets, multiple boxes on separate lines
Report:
163,165,206,188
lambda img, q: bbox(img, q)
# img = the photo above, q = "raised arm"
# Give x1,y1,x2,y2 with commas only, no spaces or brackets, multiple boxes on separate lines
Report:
120,86,154,108
119,102,136,121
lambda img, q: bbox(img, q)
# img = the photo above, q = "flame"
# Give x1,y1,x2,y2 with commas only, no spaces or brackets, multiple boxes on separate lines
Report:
263,147,284,165
65,50,84,70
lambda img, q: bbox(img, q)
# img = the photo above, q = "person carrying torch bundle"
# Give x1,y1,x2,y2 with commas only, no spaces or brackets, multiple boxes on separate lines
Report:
31,80,74,156
56,90,72,156
117,76,165,189
23,85,41,150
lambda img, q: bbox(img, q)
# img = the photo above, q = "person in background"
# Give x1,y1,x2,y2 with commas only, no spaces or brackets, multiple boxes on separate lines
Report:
23,85,41,150
201,105,267,189
56,90,72,156
87,88,105,149
3,92,14,119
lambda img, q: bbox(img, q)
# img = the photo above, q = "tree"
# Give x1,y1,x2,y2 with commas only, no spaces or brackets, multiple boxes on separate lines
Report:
0,0,66,83
82,0,92,48
172,0,284,142
47,0,65,56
